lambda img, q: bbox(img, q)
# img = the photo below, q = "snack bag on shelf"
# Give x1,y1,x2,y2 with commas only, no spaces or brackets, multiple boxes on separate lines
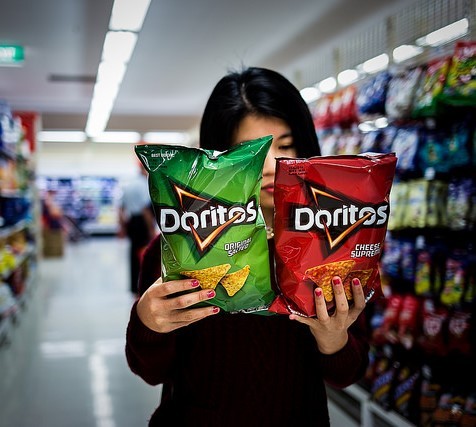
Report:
385,66,423,121
135,136,274,313
418,298,449,357
391,362,421,423
269,153,397,316
440,250,466,306
419,364,443,427
391,127,421,177
356,71,391,118
441,41,476,106
397,294,421,349
412,57,451,118
447,308,472,356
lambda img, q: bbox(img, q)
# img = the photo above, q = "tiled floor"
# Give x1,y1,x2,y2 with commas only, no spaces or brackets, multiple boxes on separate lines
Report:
0,236,357,427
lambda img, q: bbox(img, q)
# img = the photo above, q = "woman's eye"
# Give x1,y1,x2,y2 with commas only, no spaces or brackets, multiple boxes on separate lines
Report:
279,145,295,151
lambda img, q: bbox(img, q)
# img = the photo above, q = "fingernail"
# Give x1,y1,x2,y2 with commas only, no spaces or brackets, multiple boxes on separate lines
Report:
212,306,220,314
191,279,200,288
352,278,360,286
332,277,341,286
315,288,322,297
206,290,215,298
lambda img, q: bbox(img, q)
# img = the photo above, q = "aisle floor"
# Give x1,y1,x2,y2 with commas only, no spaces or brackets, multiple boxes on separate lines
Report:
0,236,357,427
0,237,160,427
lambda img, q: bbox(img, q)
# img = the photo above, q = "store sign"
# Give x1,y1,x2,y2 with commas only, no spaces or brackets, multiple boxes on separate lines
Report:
0,45,24,66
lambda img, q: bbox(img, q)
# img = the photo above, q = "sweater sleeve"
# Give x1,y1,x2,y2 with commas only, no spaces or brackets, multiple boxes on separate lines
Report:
125,234,177,385
319,312,369,389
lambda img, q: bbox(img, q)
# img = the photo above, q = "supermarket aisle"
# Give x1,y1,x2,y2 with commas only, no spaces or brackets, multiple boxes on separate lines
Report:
0,237,160,427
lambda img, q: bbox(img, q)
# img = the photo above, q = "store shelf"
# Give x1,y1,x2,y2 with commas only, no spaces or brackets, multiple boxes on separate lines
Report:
328,384,417,427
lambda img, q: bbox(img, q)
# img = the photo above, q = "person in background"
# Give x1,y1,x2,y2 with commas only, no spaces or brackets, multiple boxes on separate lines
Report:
125,67,369,426
118,162,157,294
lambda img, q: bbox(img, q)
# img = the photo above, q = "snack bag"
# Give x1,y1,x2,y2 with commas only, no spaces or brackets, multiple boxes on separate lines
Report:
135,136,274,313
270,152,397,317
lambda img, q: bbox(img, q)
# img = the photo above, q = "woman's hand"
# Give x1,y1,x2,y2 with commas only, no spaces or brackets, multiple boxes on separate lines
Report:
289,276,366,355
136,277,220,333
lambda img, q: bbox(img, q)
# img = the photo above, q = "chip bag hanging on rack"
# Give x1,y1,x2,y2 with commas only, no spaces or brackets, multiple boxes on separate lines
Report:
135,135,274,313
269,152,397,317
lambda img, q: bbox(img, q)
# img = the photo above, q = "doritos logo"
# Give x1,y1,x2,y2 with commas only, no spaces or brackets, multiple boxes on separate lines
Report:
157,181,257,253
290,183,389,251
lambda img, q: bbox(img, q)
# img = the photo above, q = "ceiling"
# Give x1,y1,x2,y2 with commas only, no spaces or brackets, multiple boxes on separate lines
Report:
0,0,418,136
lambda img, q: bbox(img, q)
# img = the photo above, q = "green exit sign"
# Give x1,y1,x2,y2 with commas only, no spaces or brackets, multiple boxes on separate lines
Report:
0,45,24,66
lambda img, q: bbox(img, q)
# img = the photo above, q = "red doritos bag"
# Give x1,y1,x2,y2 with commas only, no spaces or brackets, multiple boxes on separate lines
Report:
270,153,397,317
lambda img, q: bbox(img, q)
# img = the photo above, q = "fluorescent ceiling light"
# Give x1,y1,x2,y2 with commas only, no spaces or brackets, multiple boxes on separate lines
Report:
109,0,152,32
416,18,469,47
375,117,389,129
393,44,424,63
92,131,141,143
37,131,86,143
318,77,337,94
361,53,389,74
97,61,126,84
358,121,376,133
300,86,321,103
337,69,359,86
102,31,137,64
142,131,190,144
86,106,113,138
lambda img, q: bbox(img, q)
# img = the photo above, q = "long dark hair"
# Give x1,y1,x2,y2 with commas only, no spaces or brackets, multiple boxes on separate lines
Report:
199,67,320,158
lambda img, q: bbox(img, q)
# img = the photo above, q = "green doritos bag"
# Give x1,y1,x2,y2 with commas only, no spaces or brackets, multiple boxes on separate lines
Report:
135,135,274,313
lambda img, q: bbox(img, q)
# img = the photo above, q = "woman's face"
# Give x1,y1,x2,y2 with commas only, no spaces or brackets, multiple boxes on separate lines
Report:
232,114,297,212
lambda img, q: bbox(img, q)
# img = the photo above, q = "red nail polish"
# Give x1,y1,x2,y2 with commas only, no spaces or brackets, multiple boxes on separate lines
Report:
212,306,220,314
207,290,215,298
191,279,200,288
352,278,360,286
315,288,322,297
332,277,341,285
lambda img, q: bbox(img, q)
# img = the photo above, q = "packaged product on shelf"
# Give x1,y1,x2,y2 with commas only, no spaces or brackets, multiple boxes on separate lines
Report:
370,345,399,410
372,294,403,345
403,180,428,228
269,153,397,316
441,41,476,106
446,121,472,171
432,391,466,426
135,136,274,313
412,57,451,118
446,178,472,231
397,294,421,349
461,393,476,427
418,129,450,175
312,94,333,129
447,307,472,356
385,66,423,121
387,181,409,230
415,248,432,296
391,361,421,423
418,298,449,357
391,127,420,177
419,364,443,427
356,71,391,118
440,249,467,306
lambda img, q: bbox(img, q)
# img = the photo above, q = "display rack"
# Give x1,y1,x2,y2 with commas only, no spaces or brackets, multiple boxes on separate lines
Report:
0,106,39,347
307,1,475,424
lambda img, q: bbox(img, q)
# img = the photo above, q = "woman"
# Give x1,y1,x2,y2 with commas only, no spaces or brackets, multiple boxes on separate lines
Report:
125,67,369,426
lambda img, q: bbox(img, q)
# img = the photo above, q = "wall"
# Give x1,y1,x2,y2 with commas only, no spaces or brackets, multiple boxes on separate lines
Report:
36,141,140,179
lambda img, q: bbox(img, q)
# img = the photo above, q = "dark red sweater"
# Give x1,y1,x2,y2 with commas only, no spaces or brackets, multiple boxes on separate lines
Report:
126,235,369,426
